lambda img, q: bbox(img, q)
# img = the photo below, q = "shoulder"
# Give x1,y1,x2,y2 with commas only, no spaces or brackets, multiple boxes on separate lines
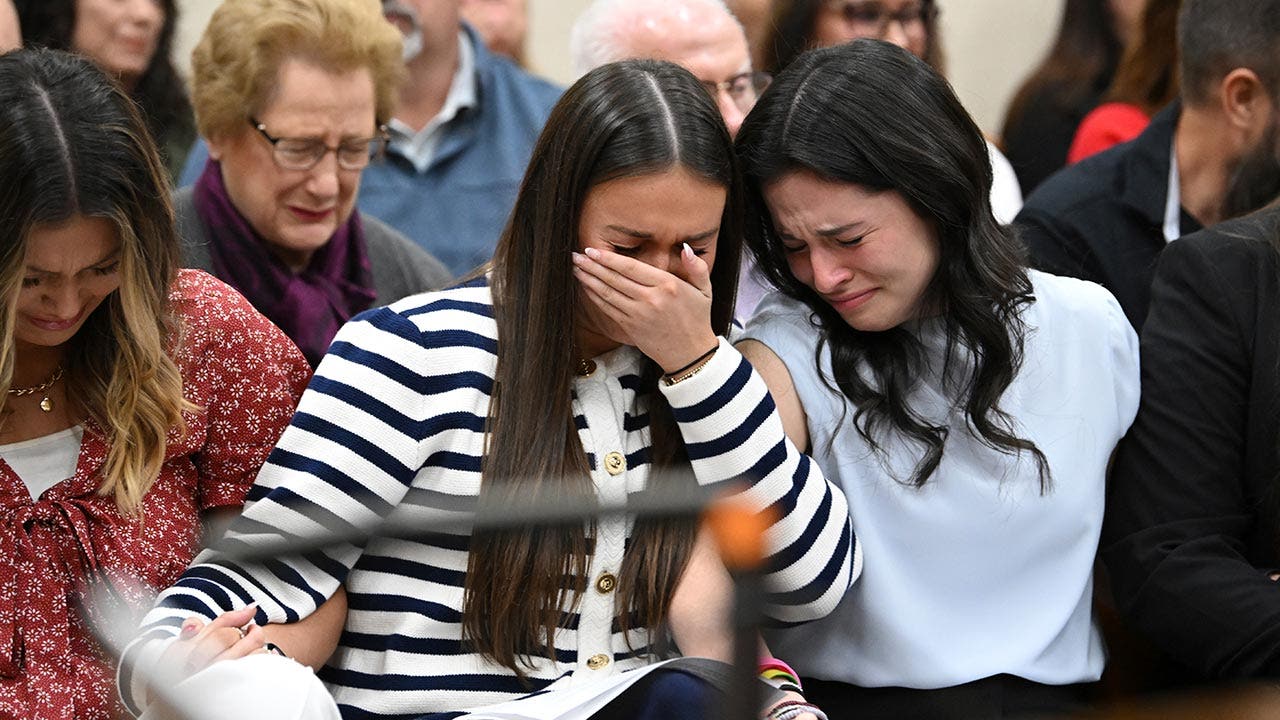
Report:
342,279,496,348
361,213,452,289
1163,212,1280,279
1154,211,1280,316
1025,270,1129,330
170,269,302,361
1018,148,1124,219
318,280,497,384
171,268,253,321
741,293,821,361
1024,271,1140,410
985,141,1024,223
474,43,563,115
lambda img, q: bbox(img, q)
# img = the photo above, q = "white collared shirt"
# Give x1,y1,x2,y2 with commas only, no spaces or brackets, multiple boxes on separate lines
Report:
1164,139,1182,243
387,31,479,173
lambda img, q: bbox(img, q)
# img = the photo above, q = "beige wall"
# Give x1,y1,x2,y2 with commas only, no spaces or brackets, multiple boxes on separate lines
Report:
941,0,1061,136
528,0,1064,136
176,0,1063,137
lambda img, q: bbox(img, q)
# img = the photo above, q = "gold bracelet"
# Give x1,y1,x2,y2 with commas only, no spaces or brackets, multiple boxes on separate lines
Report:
663,346,717,385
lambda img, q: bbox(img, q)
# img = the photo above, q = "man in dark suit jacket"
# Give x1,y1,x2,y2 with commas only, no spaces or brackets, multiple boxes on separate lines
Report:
1102,206,1280,681
1015,0,1280,329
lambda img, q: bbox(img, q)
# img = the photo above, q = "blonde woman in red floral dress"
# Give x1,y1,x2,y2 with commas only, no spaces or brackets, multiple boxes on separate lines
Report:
0,48,319,719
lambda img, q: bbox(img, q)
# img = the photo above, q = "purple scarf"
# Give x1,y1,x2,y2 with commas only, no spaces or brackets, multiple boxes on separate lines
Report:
193,159,377,366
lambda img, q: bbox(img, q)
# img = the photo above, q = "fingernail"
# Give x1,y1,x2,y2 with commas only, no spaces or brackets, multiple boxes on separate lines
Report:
584,247,601,259
180,621,200,639
571,251,585,264
682,243,694,260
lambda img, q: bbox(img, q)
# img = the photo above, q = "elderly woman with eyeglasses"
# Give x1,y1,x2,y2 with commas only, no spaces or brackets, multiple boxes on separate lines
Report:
177,0,450,366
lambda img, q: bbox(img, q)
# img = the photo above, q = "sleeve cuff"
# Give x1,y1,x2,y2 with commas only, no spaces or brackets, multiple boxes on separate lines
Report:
658,337,740,408
117,632,178,716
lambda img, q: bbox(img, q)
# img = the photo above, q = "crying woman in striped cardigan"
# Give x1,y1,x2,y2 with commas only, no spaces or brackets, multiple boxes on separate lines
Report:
120,58,859,720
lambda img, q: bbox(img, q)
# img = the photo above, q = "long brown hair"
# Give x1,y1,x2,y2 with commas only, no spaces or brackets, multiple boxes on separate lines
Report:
464,59,743,676
1105,0,1180,114
1001,0,1123,144
0,49,188,513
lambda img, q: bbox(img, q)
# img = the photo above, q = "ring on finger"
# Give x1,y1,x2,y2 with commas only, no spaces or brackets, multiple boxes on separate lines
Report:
236,626,246,640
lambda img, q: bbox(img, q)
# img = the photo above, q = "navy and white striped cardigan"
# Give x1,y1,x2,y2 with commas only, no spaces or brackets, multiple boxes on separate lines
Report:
121,282,860,719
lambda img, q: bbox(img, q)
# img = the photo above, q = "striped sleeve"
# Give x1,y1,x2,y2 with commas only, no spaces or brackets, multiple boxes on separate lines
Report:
120,300,457,714
660,337,861,625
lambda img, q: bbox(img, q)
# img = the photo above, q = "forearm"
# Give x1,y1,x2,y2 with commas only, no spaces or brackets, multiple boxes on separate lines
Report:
668,526,735,662
660,339,859,623
262,586,347,670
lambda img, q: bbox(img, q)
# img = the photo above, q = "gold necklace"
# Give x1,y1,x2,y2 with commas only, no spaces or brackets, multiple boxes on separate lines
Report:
7,367,64,413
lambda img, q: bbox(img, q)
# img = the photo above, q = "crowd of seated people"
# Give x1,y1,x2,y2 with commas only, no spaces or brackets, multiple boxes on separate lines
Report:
1,0,1279,718
14,0,194,178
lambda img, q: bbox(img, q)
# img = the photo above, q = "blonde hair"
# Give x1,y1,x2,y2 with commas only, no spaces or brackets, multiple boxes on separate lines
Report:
191,0,404,141
0,49,191,514
76,210,192,513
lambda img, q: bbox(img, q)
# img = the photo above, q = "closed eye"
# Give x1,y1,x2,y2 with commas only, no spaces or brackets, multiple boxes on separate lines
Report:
835,236,865,247
608,244,641,256
92,261,120,276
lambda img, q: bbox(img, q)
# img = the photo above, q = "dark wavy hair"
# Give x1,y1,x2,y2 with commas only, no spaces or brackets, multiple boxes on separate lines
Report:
737,39,1048,489
15,0,194,175
466,58,742,675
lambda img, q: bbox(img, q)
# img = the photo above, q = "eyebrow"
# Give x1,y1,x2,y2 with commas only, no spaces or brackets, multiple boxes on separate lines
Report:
26,249,121,276
815,222,867,237
605,224,720,242
777,221,867,242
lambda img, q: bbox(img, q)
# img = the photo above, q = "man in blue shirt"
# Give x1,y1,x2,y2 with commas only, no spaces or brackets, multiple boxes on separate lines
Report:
182,0,561,278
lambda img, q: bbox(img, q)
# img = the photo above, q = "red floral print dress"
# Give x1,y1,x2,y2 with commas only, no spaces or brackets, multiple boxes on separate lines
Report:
0,270,311,719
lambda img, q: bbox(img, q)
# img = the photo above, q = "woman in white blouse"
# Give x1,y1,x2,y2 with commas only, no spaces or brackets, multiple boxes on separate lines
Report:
736,40,1139,719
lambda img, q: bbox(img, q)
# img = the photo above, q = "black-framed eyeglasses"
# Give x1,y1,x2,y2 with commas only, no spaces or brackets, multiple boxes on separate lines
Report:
701,71,773,113
823,0,936,37
248,117,390,171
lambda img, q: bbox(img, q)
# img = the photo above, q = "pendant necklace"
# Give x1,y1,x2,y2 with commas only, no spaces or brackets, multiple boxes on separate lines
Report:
7,367,64,413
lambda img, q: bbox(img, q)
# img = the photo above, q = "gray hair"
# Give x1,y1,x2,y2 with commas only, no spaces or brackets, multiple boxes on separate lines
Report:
569,0,743,77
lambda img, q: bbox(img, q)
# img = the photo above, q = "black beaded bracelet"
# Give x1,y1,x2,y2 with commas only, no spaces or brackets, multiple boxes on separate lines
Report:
663,344,718,382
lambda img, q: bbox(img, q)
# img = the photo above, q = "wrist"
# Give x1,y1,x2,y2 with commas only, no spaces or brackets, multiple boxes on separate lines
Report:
658,334,720,375
662,342,719,385
758,657,803,691
766,700,828,720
